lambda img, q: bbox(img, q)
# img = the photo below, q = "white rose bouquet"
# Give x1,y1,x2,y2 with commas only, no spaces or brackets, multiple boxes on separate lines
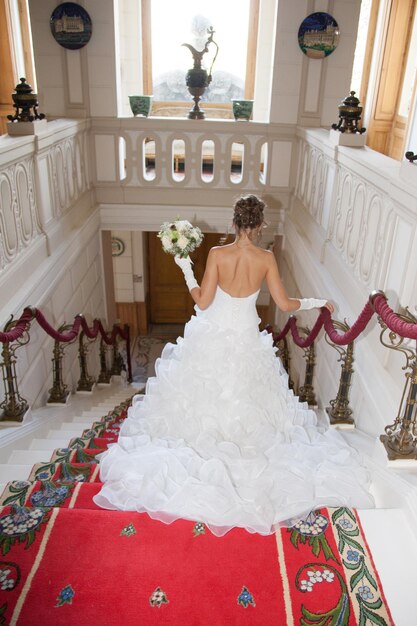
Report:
158,219,204,258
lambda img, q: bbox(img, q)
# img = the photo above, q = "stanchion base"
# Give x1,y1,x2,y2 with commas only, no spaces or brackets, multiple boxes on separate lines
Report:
380,434,417,462
76,384,96,395
47,392,71,406
0,407,31,426
326,407,355,429
97,378,113,387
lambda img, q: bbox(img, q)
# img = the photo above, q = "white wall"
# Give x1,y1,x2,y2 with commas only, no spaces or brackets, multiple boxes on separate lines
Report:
279,127,417,438
268,0,361,127
28,0,119,118
0,120,107,411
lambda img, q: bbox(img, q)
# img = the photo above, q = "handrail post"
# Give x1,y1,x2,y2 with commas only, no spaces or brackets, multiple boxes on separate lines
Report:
76,331,95,392
325,320,355,427
0,319,30,421
298,326,317,406
97,338,112,384
378,308,417,460
380,358,417,460
47,323,74,404
110,335,124,376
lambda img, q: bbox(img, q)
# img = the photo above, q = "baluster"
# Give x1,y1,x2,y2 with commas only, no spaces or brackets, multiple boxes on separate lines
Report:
76,331,95,392
110,334,124,376
97,338,112,384
0,317,30,421
298,326,317,407
379,309,417,460
325,320,355,427
47,323,75,404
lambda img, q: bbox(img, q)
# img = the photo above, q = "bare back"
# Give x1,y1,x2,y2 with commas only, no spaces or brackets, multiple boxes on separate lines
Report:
214,243,269,297
194,239,299,312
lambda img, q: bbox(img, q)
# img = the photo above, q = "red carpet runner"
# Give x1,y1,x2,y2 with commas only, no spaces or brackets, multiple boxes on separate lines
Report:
0,400,394,625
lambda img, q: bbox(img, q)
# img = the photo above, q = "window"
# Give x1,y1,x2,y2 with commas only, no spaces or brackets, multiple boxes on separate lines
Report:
141,0,259,117
352,0,417,160
0,0,36,134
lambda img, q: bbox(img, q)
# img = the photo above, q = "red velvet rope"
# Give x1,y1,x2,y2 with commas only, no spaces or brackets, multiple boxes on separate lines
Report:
0,308,132,382
268,292,417,347
373,295,417,339
1,292,415,384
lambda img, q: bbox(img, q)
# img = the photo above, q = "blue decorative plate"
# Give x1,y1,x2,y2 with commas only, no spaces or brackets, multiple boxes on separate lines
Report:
50,3,92,50
298,12,340,59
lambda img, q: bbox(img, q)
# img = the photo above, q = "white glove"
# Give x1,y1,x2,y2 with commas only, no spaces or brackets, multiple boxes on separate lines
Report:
174,255,199,291
297,298,328,311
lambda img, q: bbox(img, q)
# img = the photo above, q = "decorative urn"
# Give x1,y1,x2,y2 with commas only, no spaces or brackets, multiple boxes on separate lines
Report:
331,91,365,134
182,26,219,120
7,78,45,123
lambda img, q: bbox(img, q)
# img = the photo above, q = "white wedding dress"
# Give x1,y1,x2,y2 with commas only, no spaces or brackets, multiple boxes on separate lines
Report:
94,285,374,536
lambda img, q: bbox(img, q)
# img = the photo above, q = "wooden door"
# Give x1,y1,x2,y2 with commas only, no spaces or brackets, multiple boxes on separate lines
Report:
366,0,415,156
148,232,221,324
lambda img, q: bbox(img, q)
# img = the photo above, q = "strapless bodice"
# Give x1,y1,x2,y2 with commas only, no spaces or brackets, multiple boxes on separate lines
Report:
195,285,261,331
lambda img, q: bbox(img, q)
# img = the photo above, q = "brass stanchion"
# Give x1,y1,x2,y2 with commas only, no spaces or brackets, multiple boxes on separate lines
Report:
0,317,30,421
76,331,95,392
325,320,355,426
47,323,75,404
110,336,124,376
379,309,417,460
97,338,112,384
298,326,317,406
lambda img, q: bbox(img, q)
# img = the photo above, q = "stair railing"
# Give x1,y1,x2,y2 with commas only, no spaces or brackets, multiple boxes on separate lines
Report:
97,338,112,384
47,322,77,404
324,320,355,427
0,307,132,421
76,329,96,392
267,290,417,461
297,326,317,407
0,316,31,421
378,307,417,460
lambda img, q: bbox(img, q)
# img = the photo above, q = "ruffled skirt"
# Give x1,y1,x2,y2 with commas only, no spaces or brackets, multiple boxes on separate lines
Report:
93,313,374,536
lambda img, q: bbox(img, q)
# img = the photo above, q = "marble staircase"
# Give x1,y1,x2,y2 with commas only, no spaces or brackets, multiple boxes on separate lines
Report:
0,382,416,624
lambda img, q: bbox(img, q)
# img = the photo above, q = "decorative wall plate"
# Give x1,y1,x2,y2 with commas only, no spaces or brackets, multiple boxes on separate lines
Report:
298,12,340,59
50,3,92,50
111,237,125,257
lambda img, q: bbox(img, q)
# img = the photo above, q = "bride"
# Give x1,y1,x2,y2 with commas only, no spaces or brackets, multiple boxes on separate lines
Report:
94,195,374,536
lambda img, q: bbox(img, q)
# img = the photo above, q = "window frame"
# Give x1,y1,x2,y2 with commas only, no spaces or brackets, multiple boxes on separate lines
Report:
141,0,259,116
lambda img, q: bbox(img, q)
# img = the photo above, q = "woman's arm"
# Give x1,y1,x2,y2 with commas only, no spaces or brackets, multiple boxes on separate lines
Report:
265,252,333,313
189,247,218,310
174,248,218,310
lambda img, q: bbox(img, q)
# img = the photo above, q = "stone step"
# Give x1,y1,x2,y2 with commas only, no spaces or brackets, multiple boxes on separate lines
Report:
71,415,102,423
47,429,79,440
79,410,111,419
0,464,32,483
58,422,93,431
29,438,71,451
8,450,50,465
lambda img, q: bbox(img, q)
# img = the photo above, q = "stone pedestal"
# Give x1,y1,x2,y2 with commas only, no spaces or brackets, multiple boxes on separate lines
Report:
7,120,48,136
329,129,366,147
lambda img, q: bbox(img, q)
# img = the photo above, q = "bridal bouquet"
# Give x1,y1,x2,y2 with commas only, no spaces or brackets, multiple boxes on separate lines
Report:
158,219,203,258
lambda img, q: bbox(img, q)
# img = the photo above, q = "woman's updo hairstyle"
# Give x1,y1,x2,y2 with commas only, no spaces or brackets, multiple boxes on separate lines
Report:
233,195,265,231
